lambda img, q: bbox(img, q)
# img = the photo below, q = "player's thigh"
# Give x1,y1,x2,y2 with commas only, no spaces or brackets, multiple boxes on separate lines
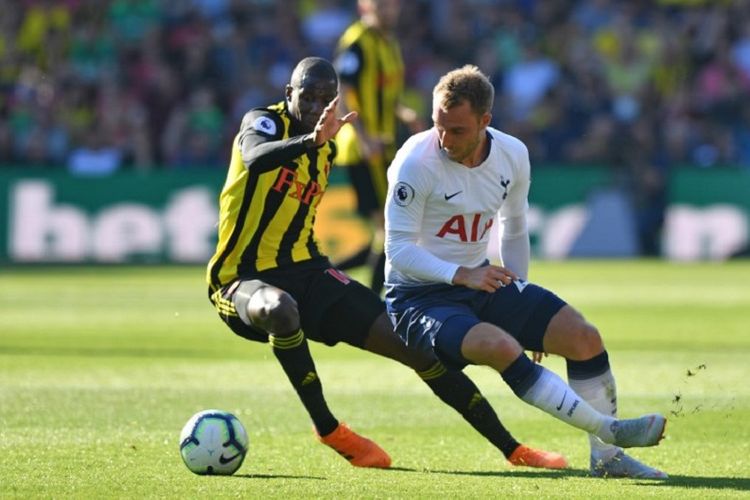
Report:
542,305,604,360
314,273,384,347
393,302,480,371
362,311,439,371
478,280,566,352
459,321,523,371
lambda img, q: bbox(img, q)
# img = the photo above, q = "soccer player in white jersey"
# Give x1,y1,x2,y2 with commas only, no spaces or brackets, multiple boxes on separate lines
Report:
384,65,668,479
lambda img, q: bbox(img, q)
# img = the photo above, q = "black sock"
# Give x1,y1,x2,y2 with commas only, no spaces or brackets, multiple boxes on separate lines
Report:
269,330,338,436
419,363,520,458
566,350,610,379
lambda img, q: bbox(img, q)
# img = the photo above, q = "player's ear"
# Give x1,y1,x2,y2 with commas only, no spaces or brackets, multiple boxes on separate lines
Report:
285,84,293,101
480,112,491,128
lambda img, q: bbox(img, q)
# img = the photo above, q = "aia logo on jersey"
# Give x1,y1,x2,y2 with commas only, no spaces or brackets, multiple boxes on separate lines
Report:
436,213,493,242
272,167,322,205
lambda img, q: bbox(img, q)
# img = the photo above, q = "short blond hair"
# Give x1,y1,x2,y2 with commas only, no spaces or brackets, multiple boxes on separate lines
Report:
433,65,494,115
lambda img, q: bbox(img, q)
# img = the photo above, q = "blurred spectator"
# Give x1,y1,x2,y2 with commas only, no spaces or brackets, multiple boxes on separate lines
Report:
162,86,225,168
300,0,352,56
502,41,560,122
0,0,747,182
67,125,122,175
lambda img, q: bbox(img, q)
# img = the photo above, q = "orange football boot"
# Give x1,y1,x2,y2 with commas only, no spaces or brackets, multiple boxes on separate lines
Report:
508,444,569,469
317,422,391,468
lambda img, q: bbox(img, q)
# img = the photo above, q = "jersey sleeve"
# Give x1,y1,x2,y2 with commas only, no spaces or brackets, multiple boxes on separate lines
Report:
498,138,531,278
499,140,531,221
239,109,284,146
385,150,433,234
238,109,309,173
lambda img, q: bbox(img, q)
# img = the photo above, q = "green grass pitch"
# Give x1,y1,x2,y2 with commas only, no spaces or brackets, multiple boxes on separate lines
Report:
1,261,749,498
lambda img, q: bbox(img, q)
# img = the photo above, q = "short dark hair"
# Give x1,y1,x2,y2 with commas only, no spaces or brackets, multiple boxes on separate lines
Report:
290,57,338,88
433,65,494,115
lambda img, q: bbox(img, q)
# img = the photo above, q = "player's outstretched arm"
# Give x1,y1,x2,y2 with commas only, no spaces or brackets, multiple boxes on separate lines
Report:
310,96,357,146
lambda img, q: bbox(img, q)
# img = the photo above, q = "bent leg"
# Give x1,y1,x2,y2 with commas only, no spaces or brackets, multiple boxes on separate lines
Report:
233,281,338,436
457,322,618,441
544,306,618,459
544,305,666,475
542,305,604,361
363,312,567,465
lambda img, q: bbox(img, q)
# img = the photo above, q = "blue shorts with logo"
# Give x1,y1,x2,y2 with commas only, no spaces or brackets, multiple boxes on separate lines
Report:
385,279,566,370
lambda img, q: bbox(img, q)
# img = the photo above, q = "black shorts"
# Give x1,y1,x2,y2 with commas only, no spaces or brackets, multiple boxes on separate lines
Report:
208,260,385,347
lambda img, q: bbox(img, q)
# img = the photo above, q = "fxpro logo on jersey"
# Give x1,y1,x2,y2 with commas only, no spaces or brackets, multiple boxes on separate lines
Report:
272,167,324,206
436,213,494,242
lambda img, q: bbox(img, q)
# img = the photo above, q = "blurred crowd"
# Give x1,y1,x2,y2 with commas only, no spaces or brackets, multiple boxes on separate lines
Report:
1,0,749,176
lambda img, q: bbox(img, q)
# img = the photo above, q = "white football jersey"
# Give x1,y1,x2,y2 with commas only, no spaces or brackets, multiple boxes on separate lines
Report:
385,126,530,286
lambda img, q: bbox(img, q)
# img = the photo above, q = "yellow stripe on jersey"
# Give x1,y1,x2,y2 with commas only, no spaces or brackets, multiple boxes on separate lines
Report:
207,102,334,288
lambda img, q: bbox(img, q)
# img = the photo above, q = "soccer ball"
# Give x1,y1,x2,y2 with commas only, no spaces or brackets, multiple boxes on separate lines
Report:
179,409,249,475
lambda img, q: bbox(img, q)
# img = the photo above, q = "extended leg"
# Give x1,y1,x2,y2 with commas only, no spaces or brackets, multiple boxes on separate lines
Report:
233,281,389,468
459,322,665,449
364,313,567,469
546,306,667,478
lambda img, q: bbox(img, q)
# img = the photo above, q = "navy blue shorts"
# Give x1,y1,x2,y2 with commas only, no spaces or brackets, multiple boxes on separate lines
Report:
385,280,566,369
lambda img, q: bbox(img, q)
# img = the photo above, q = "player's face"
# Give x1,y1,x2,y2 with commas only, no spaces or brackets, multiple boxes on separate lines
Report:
372,0,400,31
286,76,338,133
432,99,491,166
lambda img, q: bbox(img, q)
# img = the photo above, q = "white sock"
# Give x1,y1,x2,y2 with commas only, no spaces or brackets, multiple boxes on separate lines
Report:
569,369,621,462
520,367,616,441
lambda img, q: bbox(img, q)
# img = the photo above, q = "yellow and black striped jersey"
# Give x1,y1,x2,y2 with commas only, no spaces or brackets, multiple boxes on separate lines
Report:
334,20,405,165
207,101,336,290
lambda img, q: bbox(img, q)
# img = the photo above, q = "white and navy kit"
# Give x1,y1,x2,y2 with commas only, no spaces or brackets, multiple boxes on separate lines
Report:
385,127,529,287
384,127,565,368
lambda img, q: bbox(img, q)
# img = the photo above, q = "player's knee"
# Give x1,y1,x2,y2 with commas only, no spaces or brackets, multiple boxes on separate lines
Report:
547,306,604,359
567,321,603,359
247,286,300,335
462,326,521,365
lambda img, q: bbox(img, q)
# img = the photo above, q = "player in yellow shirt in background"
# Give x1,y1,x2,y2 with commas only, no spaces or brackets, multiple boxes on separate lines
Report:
334,0,423,294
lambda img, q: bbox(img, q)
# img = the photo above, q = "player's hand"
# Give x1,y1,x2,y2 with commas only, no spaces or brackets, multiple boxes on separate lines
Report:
531,351,547,363
312,95,357,146
452,264,518,293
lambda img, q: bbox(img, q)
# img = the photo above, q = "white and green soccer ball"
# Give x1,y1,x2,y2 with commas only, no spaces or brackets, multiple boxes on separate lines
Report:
179,409,249,475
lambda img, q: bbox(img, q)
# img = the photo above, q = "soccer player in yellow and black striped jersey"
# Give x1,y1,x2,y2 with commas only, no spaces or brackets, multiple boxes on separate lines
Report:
333,0,423,294
206,57,567,470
